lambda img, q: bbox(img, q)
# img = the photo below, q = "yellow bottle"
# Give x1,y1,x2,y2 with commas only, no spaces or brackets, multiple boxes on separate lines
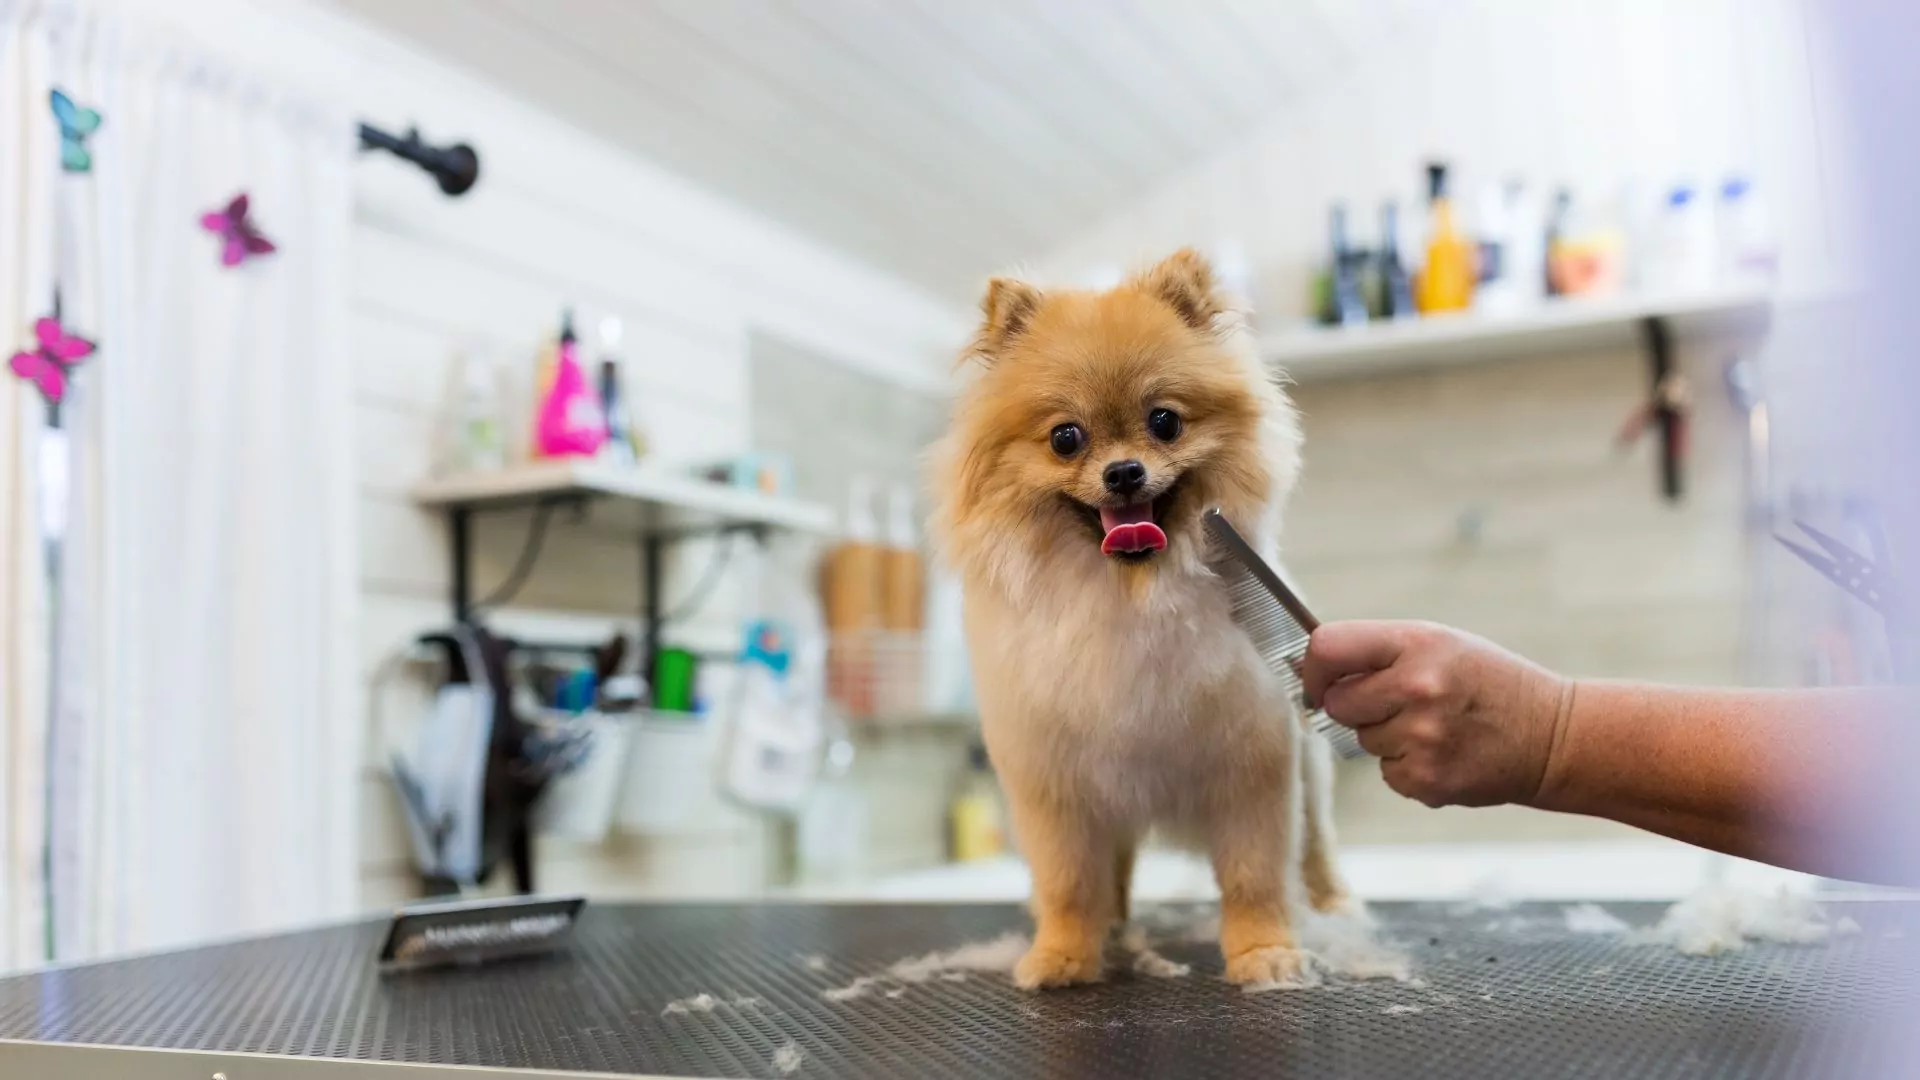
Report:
1416,162,1476,314
949,744,1007,863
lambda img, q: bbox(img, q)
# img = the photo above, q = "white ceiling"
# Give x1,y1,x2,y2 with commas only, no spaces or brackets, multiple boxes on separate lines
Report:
329,0,1418,302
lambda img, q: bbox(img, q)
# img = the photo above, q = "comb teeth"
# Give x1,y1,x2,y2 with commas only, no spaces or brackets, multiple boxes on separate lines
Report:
1204,512,1367,760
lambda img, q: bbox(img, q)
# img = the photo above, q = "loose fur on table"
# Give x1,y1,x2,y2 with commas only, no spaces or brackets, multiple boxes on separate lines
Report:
815,908,1410,1002
770,1041,806,1075
928,249,1357,991
820,932,1034,1002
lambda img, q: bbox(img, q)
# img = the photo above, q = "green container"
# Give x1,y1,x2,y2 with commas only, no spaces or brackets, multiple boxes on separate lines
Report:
651,647,698,713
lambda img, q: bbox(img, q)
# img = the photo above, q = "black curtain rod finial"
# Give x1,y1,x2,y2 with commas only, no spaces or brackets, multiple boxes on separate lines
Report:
358,122,481,197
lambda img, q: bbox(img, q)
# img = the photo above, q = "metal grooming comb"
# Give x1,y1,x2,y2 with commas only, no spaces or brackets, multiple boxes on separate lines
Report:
1203,508,1366,759
1776,519,1899,617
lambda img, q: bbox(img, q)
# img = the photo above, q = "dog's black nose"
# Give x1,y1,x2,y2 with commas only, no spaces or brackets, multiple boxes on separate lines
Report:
1103,459,1148,495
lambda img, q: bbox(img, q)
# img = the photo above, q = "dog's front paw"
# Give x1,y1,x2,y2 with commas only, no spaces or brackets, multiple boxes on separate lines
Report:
1013,945,1103,991
1224,944,1316,988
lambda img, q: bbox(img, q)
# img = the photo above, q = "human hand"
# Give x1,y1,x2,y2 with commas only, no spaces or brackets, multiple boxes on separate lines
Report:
1300,620,1572,808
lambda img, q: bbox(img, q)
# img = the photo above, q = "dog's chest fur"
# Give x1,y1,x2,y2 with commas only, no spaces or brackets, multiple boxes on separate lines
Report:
968,555,1295,828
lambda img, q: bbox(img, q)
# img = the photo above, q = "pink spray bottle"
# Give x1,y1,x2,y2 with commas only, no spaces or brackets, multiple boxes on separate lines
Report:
534,309,608,458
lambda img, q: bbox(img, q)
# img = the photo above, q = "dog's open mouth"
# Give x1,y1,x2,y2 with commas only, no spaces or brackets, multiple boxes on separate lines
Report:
1100,502,1166,558
1074,477,1186,563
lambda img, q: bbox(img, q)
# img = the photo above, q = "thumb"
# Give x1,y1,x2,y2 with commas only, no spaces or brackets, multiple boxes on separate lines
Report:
1302,621,1408,706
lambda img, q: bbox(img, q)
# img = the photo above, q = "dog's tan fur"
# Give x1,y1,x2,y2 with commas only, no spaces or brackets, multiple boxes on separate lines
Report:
929,250,1351,990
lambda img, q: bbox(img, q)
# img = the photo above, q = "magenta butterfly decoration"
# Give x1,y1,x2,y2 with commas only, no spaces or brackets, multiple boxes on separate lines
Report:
200,192,277,267
8,316,98,405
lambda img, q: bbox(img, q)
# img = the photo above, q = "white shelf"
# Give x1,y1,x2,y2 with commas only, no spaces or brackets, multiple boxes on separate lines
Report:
1263,286,1772,381
412,459,836,536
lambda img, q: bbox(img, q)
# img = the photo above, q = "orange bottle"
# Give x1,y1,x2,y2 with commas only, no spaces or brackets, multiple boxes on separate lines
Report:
1416,162,1476,314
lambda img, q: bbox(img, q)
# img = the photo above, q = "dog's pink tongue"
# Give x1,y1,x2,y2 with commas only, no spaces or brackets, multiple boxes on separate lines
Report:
1100,504,1167,556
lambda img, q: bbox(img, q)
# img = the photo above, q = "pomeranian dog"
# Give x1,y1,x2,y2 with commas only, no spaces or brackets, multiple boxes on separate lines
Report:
929,249,1352,990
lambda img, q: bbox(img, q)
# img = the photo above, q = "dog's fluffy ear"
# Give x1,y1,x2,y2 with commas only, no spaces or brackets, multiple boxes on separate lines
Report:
966,276,1042,365
1136,248,1227,332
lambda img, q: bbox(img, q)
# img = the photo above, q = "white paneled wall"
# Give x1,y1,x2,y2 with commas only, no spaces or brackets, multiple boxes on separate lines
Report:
95,0,969,907
1039,0,1840,312
328,0,1434,298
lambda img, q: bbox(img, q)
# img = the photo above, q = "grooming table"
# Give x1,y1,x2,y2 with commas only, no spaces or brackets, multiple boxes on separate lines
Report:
1,901,1913,1079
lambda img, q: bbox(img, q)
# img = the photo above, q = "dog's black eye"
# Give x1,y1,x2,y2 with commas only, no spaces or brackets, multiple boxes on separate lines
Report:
1147,408,1183,442
1049,423,1085,458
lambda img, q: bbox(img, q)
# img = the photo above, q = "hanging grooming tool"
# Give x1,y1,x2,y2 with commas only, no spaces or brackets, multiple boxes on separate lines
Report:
1777,514,1913,682
1203,509,1365,759
1776,520,1898,617
593,632,628,686
1615,316,1691,502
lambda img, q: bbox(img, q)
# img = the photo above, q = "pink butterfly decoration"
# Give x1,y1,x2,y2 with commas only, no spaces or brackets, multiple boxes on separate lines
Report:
200,192,277,267
8,316,98,405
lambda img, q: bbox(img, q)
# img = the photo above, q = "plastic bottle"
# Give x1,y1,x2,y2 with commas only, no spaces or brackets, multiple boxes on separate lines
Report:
534,310,608,458
1503,181,1547,309
1326,204,1369,326
1472,180,1515,315
1375,201,1417,320
949,743,1007,863
1547,190,1627,298
1717,176,1778,287
1648,184,1717,294
446,340,503,475
1616,178,1654,293
596,317,640,467
1544,188,1573,297
528,342,557,460
1416,161,1476,314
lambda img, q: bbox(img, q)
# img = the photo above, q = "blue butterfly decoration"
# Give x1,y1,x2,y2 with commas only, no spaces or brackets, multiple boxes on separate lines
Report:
49,89,103,174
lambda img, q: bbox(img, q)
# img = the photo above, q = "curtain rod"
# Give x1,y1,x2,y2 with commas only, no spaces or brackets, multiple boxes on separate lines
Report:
357,123,480,197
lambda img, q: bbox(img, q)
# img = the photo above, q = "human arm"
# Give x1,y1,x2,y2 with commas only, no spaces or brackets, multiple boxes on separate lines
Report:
1300,620,1920,884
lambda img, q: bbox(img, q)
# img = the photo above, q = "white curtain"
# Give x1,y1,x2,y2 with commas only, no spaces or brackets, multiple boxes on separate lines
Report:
1,0,360,969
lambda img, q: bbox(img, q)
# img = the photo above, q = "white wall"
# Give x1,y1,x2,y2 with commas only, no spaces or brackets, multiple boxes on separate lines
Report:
92,0,970,907
1038,0,1843,314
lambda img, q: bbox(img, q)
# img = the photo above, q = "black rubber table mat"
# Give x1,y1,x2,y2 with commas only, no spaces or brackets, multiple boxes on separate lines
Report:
1,901,1915,1078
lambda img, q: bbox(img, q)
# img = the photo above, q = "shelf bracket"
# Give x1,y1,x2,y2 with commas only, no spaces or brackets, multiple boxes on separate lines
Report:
450,505,473,622
641,522,770,685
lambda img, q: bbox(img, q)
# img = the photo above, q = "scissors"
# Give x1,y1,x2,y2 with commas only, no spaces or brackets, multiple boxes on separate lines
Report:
1776,520,1898,617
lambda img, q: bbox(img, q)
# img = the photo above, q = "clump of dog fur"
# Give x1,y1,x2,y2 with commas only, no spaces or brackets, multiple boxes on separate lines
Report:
928,250,1356,990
